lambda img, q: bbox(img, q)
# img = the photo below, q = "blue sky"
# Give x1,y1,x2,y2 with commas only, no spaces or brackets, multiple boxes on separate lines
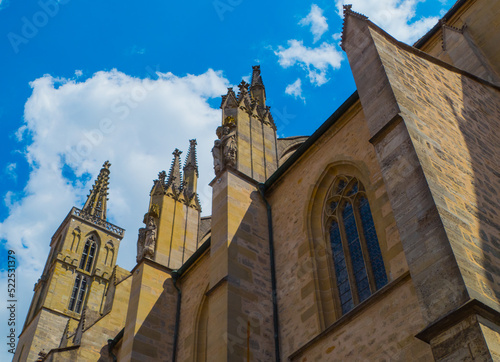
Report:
0,0,453,358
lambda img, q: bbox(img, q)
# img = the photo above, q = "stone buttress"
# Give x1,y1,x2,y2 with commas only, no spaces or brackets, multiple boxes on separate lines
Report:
119,140,202,361
207,66,278,361
342,6,500,361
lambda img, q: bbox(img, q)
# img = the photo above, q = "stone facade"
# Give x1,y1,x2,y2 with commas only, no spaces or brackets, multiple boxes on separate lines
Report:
15,0,500,361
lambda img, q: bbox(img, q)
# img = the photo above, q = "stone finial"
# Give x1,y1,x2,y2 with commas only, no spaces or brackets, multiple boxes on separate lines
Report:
166,149,183,194
250,65,266,107
251,65,264,87
340,4,369,51
221,87,238,109
158,170,167,184
184,139,199,177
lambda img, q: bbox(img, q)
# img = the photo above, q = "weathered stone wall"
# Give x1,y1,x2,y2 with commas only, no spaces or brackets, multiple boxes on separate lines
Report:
421,0,500,81
343,9,500,359
290,275,432,361
370,23,500,312
176,251,210,362
208,169,275,361
15,309,69,362
75,271,132,361
267,100,423,358
118,260,177,361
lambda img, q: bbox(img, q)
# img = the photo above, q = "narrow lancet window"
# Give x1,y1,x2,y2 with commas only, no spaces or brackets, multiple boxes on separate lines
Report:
68,275,81,311
79,236,97,273
325,176,388,316
68,275,87,313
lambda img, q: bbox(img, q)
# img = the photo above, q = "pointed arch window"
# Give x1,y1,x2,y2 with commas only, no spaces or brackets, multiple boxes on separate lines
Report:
68,274,87,314
325,176,388,315
79,236,97,272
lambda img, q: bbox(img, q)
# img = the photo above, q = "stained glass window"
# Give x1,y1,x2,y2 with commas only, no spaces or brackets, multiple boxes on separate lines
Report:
330,220,353,314
326,176,388,316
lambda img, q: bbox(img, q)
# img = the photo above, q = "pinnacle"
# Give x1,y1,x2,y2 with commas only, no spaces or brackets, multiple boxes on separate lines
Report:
82,161,111,220
250,65,266,107
184,139,199,176
167,149,183,192
221,87,238,109
251,65,264,88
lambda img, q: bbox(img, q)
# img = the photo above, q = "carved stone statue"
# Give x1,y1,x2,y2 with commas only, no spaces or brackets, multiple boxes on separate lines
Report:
137,216,157,261
212,139,222,174
222,128,237,167
212,123,237,175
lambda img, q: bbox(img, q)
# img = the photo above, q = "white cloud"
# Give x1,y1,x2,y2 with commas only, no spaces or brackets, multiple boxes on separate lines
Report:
335,0,440,44
275,40,343,86
299,4,328,43
75,70,83,77
5,163,17,181
0,69,229,348
0,0,9,11
285,78,305,103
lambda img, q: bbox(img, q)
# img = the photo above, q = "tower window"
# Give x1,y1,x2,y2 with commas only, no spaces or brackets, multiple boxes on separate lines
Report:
325,176,388,315
79,237,97,272
69,274,87,313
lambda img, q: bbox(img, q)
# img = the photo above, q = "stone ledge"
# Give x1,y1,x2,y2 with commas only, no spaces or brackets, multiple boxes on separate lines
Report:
289,271,411,360
415,298,500,343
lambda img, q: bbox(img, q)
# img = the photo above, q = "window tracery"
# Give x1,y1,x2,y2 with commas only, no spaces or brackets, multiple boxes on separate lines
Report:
79,236,97,272
324,175,388,315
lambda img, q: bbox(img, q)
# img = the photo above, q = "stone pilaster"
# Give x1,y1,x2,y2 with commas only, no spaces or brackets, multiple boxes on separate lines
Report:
207,168,275,361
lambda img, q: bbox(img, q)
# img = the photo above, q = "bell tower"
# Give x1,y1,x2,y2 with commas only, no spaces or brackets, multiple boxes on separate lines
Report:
15,161,125,362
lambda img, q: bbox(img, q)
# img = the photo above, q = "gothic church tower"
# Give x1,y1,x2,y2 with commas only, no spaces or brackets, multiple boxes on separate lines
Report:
15,161,125,362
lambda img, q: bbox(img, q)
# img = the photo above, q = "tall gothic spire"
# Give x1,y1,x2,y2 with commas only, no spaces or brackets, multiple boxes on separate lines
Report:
250,65,266,107
82,161,111,220
166,149,183,194
183,139,198,200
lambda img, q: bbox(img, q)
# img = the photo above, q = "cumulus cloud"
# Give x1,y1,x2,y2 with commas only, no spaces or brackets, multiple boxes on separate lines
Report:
285,78,305,103
0,69,229,344
275,40,343,86
299,4,328,43
335,0,440,44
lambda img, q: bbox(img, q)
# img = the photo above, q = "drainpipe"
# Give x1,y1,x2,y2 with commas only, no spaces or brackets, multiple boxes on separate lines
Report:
258,183,281,361
107,328,123,362
171,271,181,362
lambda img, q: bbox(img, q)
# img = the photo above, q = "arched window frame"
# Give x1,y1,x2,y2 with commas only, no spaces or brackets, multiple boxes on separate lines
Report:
79,235,98,273
68,274,88,314
324,175,388,316
104,241,115,266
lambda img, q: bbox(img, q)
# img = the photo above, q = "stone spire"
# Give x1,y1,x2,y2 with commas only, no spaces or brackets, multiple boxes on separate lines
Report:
166,149,183,195
250,65,266,107
183,139,199,200
82,161,111,220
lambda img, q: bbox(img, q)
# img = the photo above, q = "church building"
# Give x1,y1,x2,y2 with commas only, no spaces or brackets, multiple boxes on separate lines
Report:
14,0,500,360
